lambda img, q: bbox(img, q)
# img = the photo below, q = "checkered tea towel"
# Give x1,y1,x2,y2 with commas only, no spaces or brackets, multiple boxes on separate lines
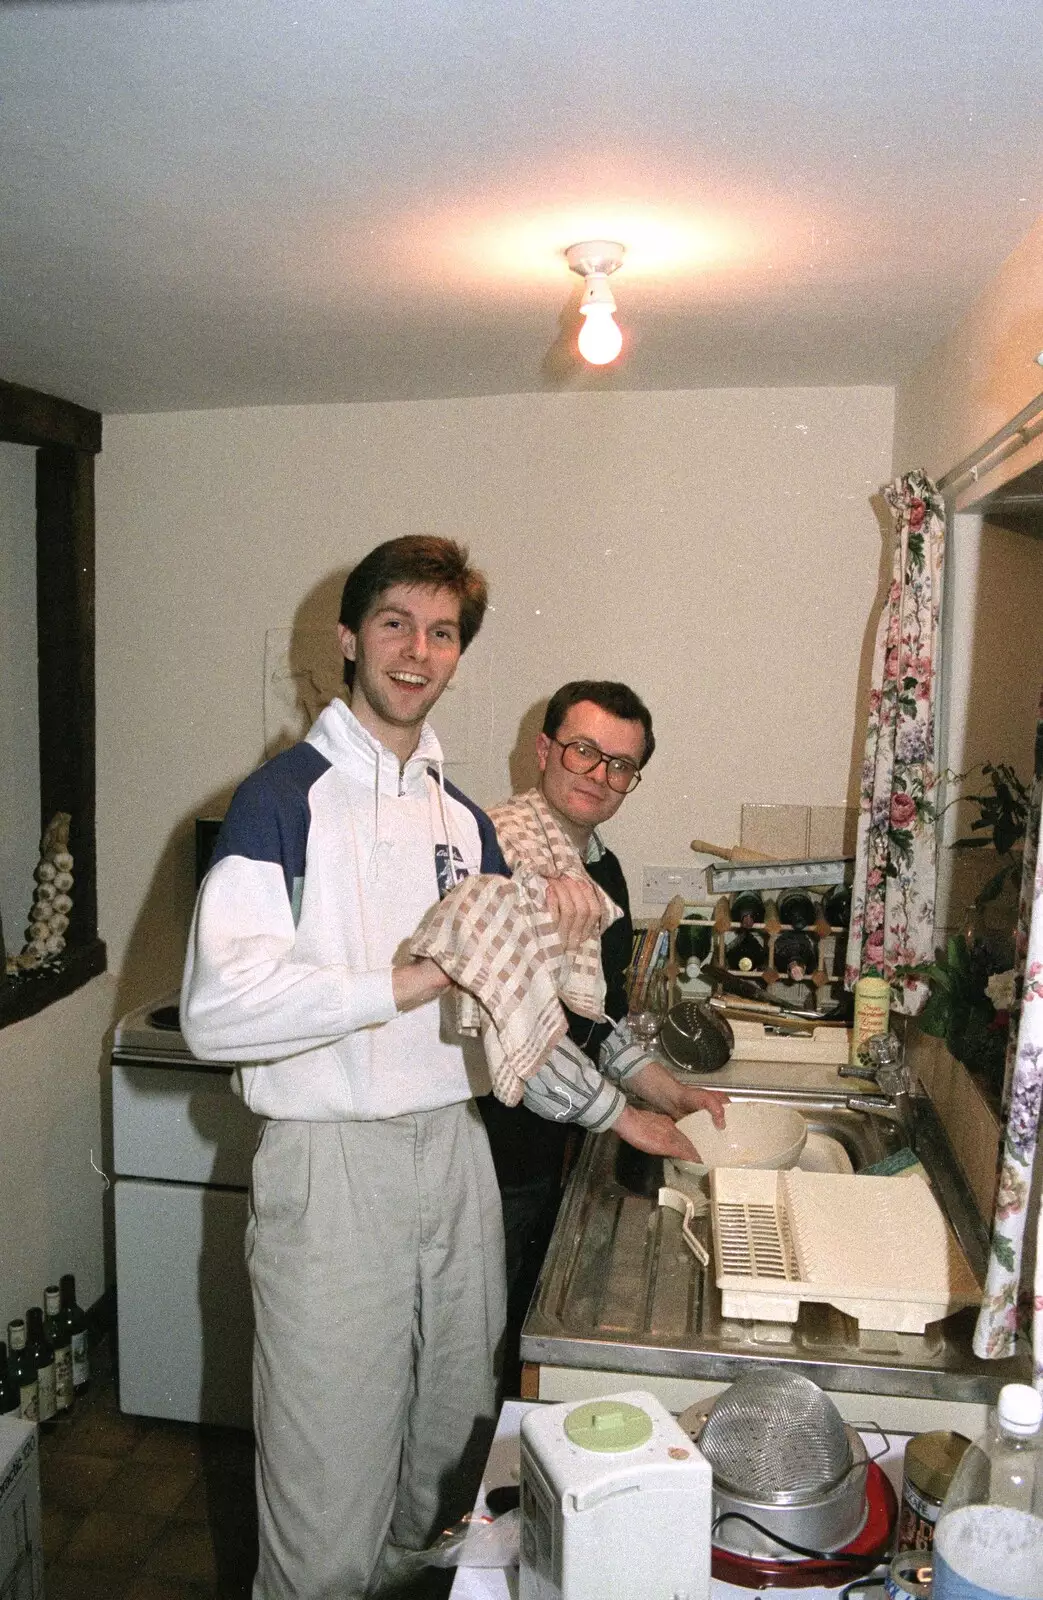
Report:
409,789,621,1106
488,789,621,1023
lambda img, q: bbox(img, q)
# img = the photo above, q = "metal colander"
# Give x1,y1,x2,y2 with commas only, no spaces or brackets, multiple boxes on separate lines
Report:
697,1369,853,1503
659,1001,733,1072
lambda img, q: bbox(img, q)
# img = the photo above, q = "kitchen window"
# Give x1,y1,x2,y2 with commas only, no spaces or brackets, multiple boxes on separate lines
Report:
0,377,106,1026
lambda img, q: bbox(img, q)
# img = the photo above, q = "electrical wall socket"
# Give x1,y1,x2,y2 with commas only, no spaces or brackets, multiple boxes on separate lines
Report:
642,864,707,906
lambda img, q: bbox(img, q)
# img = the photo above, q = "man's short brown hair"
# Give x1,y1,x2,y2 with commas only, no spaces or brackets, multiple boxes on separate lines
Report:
542,680,655,767
339,536,488,685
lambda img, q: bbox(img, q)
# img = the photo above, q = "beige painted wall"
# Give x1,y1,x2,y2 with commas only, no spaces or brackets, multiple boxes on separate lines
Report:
94,385,895,1010
0,975,114,1319
893,214,1043,494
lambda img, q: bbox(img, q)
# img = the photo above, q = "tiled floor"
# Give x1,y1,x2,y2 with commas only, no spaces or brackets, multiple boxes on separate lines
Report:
39,1338,257,1599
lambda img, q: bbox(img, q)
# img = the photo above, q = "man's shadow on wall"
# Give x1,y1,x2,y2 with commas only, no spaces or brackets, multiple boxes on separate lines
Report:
113,568,351,1020
507,701,546,796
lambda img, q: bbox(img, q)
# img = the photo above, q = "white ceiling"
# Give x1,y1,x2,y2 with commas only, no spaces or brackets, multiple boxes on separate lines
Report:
2,0,1041,415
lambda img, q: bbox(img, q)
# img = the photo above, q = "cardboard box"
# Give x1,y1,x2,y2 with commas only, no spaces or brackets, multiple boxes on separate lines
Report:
0,1418,43,1600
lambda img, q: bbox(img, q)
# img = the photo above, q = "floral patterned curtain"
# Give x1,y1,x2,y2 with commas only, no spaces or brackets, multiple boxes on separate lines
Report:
973,688,1043,1370
844,470,946,1013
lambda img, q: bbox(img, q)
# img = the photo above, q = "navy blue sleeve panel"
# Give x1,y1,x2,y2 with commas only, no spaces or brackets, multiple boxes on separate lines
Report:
436,773,511,879
210,742,331,903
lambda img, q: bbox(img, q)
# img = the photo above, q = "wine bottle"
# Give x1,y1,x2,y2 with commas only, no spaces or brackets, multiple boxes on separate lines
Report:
45,1284,74,1414
777,890,816,928
773,929,818,981
727,929,768,973
0,1342,21,1418
675,923,712,965
59,1273,90,1395
821,885,852,928
25,1306,56,1426
6,1319,39,1422
729,891,765,929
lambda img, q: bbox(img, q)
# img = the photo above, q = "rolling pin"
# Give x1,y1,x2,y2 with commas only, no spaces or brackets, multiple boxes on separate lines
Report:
690,838,780,863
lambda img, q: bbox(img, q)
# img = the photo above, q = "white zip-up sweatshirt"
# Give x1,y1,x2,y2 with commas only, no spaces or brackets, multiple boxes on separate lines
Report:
181,699,505,1121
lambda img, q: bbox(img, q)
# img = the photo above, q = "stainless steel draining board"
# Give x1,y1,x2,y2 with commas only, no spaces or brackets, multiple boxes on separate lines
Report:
520,1094,1024,1404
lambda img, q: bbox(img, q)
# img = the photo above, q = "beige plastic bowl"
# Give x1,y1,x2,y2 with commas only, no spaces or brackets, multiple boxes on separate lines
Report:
673,1102,807,1177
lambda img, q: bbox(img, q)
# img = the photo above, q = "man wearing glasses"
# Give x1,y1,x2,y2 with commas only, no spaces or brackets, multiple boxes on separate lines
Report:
481,680,727,1386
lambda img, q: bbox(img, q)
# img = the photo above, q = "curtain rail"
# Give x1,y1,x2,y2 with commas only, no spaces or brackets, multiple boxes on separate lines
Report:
936,385,1043,496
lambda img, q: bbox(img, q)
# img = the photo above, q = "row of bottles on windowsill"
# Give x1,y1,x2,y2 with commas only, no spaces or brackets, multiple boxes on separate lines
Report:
0,1274,89,1425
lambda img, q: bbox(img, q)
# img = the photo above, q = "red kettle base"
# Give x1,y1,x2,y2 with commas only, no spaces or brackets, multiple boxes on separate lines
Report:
710,1461,898,1590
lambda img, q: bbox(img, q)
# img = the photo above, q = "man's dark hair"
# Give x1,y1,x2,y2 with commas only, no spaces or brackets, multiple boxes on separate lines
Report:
542,680,655,767
339,536,489,686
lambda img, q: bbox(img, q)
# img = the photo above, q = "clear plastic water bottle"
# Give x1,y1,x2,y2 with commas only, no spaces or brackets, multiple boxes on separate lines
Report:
933,1383,1043,1599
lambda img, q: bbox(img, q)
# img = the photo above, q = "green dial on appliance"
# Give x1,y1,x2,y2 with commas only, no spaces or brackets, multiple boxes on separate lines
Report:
563,1400,654,1453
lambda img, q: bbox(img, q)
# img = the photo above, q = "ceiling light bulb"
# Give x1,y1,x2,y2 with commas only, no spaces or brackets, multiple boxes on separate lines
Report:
578,301,623,365
566,240,626,367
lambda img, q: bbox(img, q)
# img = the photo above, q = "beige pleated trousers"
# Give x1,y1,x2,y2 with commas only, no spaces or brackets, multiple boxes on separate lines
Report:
246,1101,506,1599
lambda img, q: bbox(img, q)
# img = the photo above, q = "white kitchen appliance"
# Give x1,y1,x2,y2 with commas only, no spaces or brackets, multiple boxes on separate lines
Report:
519,1389,712,1600
112,994,261,1428
0,1419,43,1600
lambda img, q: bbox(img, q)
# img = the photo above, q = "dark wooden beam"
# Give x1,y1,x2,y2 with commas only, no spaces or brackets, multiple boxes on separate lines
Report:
0,377,102,454
1,376,107,1029
36,444,99,948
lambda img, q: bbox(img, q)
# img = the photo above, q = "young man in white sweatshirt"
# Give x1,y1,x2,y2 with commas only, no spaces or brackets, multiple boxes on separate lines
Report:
181,536,610,1600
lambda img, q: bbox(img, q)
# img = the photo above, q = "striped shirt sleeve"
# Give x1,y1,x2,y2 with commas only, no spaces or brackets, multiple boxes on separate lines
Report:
522,1035,626,1131
597,1016,657,1085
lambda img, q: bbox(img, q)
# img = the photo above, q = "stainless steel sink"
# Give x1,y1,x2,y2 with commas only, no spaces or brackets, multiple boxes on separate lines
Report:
520,1092,1021,1405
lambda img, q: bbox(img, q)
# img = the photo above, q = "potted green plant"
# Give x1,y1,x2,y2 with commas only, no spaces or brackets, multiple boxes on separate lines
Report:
908,934,1009,1100
950,762,1030,914
898,763,1027,1101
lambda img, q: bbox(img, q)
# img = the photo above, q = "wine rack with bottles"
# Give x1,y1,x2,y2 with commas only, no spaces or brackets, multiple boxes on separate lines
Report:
712,885,851,991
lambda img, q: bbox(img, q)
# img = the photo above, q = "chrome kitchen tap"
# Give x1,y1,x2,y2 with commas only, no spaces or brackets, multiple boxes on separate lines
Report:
838,1032,918,1148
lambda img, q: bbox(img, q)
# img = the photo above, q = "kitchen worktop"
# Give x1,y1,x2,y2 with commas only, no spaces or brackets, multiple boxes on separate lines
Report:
519,1074,1030,1436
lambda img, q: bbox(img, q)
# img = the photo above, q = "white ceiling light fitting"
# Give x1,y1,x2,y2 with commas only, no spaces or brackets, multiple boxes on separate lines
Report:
566,240,625,366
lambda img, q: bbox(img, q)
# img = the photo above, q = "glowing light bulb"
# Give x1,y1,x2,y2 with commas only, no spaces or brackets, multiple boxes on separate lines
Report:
578,304,623,365
566,241,626,367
